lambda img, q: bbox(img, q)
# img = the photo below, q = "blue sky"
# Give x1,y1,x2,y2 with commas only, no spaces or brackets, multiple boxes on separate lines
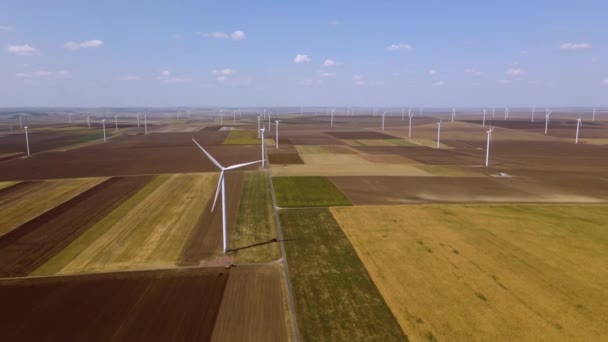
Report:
1,0,606,107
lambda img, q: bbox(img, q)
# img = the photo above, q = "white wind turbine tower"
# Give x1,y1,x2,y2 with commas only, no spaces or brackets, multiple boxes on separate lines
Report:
275,120,280,149
87,113,91,128
260,128,266,167
192,139,262,254
257,115,261,138
408,109,413,138
436,119,442,148
492,107,495,118
115,115,118,132
102,119,107,142
592,108,596,122
19,114,23,128
401,107,405,121
24,126,30,157
136,113,140,128
220,109,223,125
482,109,487,127
451,108,455,122
144,112,148,135
268,111,271,130
544,110,552,135
330,109,335,127
485,126,495,167
575,115,582,144
381,111,386,132
504,107,509,120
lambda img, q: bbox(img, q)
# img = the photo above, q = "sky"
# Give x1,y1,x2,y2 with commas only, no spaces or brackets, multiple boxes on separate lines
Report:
0,0,607,107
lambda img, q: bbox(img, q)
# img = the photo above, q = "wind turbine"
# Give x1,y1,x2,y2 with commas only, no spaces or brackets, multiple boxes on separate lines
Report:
192,139,262,254
220,110,223,125
136,113,140,128
408,109,413,138
268,111,271,130
275,120,280,149
451,108,455,122
401,107,405,121
87,113,91,128
592,108,596,122
233,110,236,124
257,115,261,138
531,106,535,123
436,119,442,148
260,128,266,167
144,112,148,135
102,119,107,142
492,107,495,118
544,110,552,135
115,115,118,132
381,111,386,132
19,114,23,128
504,107,509,120
485,126,494,167
24,126,30,157
575,115,582,144
330,109,335,127
482,109,487,127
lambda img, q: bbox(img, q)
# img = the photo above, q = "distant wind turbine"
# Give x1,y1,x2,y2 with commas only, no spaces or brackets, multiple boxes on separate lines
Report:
144,112,148,135
575,115,582,144
192,139,262,254
401,107,405,121
544,110,552,135
381,111,386,132
485,126,494,167
408,109,413,138
275,120,280,149
531,106,535,123
504,107,509,120
102,119,107,142
260,128,266,167
436,119,442,148
136,113,140,128
592,108,596,122
482,109,487,127
331,109,335,127
257,115,261,138
114,115,118,132
451,108,455,122
24,126,30,157
87,113,91,128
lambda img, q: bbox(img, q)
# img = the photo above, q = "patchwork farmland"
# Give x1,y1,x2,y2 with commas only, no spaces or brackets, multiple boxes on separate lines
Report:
1,109,607,341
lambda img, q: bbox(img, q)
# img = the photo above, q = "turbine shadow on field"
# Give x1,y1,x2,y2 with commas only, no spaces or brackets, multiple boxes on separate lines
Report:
229,238,293,252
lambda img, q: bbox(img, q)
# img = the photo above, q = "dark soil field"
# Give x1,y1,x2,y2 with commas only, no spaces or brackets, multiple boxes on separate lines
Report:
324,131,398,140
179,172,243,265
0,134,260,180
355,145,483,165
268,153,304,165
0,267,228,341
330,176,608,204
465,119,608,139
0,130,101,155
0,176,152,277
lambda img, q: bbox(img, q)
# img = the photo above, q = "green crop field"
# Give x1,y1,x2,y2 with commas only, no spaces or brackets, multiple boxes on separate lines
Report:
272,176,351,207
224,130,260,144
279,208,405,341
231,172,280,263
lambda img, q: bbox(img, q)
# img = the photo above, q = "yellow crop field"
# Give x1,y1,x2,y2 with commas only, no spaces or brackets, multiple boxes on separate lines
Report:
331,204,608,341
49,173,216,274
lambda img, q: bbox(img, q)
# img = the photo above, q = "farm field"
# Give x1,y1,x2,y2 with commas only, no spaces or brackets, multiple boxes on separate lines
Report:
330,204,608,341
231,172,280,263
0,178,106,236
0,267,229,341
223,129,260,144
273,176,352,207
34,173,216,276
279,208,405,341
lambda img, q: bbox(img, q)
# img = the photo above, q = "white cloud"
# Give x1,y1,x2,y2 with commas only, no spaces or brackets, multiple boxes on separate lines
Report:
602,79,608,86
386,43,412,51
157,70,192,84
7,44,38,56
64,39,104,50
199,30,245,41
323,59,337,67
0,25,14,32
16,70,69,79
464,68,482,76
428,69,437,75
432,81,445,87
592,57,600,64
294,54,311,64
560,42,592,50
319,71,336,77
212,68,235,82
120,75,141,81
505,68,525,76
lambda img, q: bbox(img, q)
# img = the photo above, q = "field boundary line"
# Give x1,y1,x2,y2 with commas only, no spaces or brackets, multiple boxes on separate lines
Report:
266,161,301,341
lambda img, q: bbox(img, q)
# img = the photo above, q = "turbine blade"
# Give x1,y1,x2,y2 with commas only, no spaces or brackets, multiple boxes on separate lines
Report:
192,138,223,169
224,160,263,170
211,171,224,212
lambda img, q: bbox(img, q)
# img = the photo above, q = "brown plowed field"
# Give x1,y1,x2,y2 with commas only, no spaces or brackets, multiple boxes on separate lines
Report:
268,153,304,165
0,143,261,181
0,180,35,196
464,119,608,138
0,176,152,277
179,172,244,265
330,176,608,204
0,131,99,155
211,265,290,341
355,146,482,165
324,131,398,139
0,267,228,341
85,130,228,149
